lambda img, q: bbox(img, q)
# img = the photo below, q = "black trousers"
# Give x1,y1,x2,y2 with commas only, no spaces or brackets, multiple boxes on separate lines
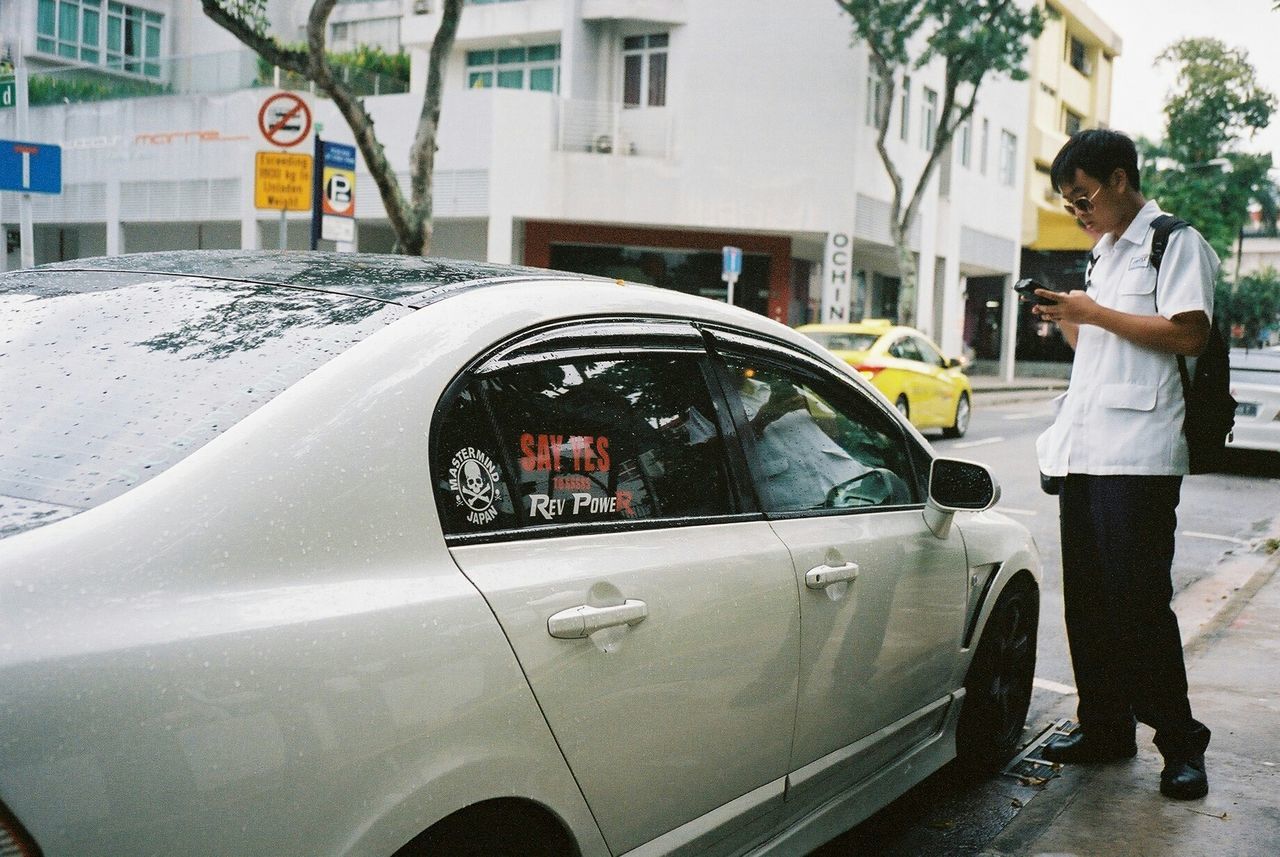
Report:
1059,474,1210,759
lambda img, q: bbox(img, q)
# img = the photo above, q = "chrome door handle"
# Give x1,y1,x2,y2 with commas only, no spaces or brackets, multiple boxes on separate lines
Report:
805,562,860,590
547,600,649,639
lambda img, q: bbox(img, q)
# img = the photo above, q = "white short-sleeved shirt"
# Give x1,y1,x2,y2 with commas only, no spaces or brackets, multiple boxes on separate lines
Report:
1036,200,1220,476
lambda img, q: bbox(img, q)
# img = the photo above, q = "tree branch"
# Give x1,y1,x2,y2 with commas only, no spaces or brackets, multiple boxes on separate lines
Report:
199,0,308,75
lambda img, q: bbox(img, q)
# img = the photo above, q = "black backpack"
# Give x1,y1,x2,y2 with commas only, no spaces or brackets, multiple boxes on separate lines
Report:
1149,214,1236,474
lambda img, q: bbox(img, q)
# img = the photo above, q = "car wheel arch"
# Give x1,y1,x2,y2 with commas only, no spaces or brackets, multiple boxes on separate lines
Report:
391,797,582,857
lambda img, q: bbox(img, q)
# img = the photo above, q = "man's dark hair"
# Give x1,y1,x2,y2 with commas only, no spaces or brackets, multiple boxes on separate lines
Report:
1050,129,1141,194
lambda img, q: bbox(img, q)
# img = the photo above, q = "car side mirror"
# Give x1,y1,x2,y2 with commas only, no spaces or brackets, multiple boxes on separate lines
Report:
923,458,1000,538
945,356,966,369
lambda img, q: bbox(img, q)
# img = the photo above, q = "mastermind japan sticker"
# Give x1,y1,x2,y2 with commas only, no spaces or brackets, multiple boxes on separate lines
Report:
449,447,503,525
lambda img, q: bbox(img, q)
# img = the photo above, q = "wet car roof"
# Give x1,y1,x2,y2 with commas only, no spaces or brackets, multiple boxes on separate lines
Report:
31,250,604,308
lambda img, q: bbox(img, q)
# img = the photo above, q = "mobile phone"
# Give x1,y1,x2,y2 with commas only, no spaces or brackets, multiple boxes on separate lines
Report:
1014,278,1060,306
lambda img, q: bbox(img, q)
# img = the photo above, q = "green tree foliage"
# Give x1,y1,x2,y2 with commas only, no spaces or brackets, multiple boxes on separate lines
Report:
1140,38,1276,261
836,1,1042,327
1216,268,1280,343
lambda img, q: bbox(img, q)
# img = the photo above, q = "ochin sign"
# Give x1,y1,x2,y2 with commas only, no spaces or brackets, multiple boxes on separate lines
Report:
822,232,853,322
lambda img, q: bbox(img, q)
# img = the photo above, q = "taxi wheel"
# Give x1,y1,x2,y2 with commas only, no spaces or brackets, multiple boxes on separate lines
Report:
955,578,1038,774
894,395,910,421
942,393,971,439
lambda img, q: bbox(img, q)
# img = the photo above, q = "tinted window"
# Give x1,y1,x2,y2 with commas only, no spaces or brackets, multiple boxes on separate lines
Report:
432,383,518,534
721,354,919,512
0,271,406,538
481,355,735,528
889,337,924,362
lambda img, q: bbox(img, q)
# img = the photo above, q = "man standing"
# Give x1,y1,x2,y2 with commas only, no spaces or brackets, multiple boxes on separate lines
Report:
1031,129,1215,800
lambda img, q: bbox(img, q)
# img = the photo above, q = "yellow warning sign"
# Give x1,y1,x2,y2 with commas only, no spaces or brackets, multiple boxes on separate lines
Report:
254,151,312,211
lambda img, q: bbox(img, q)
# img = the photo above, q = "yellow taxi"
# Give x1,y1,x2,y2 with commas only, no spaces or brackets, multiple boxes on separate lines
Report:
797,320,973,437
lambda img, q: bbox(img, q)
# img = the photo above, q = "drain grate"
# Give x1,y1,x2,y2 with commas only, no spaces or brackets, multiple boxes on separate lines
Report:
1001,718,1076,784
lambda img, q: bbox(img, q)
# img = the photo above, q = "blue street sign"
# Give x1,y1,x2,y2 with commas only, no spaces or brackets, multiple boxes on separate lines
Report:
0,139,62,194
323,141,356,170
722,245,743,278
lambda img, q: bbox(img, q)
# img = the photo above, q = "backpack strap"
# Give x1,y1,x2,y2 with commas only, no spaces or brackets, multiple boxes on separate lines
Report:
1148,214,1193,400
1149,214,1188,276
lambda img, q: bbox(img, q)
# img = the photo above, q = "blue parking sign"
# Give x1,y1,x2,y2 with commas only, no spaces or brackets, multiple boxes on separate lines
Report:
0,139,62,194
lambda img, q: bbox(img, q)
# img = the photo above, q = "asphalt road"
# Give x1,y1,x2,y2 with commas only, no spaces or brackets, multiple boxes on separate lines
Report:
811,392,1280,856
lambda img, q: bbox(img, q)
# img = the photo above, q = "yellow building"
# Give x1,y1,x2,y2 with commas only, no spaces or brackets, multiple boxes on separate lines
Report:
1024,0,1122,252
1016,0,1122,364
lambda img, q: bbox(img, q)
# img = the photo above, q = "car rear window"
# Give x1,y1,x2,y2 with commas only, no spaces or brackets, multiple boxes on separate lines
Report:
0,270,408,538
803,331,881,352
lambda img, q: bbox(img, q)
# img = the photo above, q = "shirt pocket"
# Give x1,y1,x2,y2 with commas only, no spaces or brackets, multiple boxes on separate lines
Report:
1098,382,1157,411
1119,264,1156,295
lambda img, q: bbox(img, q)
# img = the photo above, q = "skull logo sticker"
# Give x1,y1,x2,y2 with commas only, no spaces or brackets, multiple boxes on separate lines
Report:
448,447,503,525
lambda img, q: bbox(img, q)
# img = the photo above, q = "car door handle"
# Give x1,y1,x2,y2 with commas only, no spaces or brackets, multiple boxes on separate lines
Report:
547,600,649,639
805,562,860,590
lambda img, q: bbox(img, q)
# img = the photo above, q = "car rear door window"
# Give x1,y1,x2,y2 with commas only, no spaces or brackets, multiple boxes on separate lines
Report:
434,351,739,538
719,352,920,513
484,355,735,528
889,337,924,362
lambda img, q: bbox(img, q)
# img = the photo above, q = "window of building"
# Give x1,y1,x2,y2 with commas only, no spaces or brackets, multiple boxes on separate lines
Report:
921,87,938,150
980,118,990,176
899,75,911,141
1063,108,1083,136
328,16,401,53
865,67,886,127
1067,35,1091,76
999,130,1018,186
623,33,668,108
958,116,972,168
37,0,162,76
467,43,560,92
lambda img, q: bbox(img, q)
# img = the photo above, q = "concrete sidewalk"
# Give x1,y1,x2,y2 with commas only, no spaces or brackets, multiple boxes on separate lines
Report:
982,533,1280,857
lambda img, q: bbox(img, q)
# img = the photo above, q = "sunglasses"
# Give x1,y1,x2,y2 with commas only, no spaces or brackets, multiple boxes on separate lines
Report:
1062,185,1102,217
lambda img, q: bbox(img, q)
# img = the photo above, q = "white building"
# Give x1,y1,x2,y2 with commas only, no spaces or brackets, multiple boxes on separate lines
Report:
1,0,1030,372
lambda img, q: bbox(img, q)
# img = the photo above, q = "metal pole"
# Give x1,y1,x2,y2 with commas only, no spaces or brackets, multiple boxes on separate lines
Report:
725,273,737,307
16,41,33,268
310,125,323,250
279,208,287,250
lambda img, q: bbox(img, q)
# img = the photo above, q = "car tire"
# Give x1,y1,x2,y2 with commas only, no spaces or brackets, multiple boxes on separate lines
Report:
955,577,1038,774
942,392,971,439
894,394,910,420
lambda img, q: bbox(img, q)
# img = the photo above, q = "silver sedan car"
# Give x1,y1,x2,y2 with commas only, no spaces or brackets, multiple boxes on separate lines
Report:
0,252,1040,857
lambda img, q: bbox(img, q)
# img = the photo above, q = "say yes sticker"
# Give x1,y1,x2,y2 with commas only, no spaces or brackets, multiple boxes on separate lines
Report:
449,447,503,525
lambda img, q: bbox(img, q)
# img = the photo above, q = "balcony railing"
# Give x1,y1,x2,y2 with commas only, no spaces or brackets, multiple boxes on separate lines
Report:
9,49,408,109
557,99,673,159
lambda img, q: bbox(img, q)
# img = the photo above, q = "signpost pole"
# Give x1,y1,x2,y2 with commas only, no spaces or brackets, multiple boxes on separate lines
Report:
309,125,323,250
15,43,33,268
279,207,287,250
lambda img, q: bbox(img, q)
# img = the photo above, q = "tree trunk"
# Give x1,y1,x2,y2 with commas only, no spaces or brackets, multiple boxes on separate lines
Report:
890,221,917,328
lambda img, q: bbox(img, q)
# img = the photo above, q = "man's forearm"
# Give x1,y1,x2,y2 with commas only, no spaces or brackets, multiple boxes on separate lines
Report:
1086,307,1208,355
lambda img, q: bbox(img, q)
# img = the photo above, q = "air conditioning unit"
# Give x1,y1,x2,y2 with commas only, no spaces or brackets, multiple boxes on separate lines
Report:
413,0,431,14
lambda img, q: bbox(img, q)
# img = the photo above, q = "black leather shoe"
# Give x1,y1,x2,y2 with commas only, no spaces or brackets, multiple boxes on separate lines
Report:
1041,731,1137,764
1160,756,1208,800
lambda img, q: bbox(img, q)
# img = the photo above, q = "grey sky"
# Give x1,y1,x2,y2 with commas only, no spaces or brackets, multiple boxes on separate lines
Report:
1093,0,1280,162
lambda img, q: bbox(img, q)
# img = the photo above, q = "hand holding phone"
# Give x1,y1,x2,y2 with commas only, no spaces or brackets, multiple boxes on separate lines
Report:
1014,278,1060,306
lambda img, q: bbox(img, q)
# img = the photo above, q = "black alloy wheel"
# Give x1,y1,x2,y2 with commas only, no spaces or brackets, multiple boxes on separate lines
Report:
955,579,1039,773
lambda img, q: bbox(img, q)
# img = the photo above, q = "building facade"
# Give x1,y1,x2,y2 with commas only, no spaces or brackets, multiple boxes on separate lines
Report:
2,0,1031,371
1014,0,1121,372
